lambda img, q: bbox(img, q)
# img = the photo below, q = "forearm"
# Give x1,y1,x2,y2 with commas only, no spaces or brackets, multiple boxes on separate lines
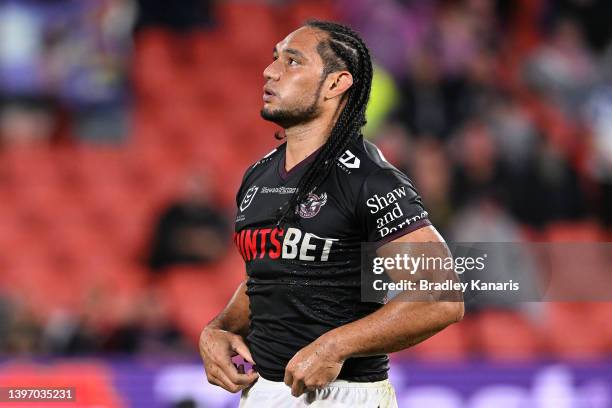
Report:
323,225,463,359
323,300,463,360
207,280,251,337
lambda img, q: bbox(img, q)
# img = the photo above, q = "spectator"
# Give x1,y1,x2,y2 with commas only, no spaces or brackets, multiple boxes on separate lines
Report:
523,17,598,117
0,97,61,147
584,70,612,227
393,48,451,138
408,138,454,237
448,196,541,314
449,119,506,211
0,0,135,144
134,0,216,32
42,308,100,355
147,172,231,272
1,298,43,355
103,288,189,354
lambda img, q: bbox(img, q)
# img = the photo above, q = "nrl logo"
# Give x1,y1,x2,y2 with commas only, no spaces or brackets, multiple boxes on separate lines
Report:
296,192,327,218
240,186,258,212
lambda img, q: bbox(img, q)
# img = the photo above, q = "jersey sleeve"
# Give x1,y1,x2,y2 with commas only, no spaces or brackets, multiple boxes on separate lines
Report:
235,147,280,208
356,168,430,244
235,165,256,209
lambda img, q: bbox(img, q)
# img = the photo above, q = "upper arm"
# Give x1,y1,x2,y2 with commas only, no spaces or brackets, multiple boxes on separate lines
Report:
379,225,462,305
356,168,430,244
389,225,444,244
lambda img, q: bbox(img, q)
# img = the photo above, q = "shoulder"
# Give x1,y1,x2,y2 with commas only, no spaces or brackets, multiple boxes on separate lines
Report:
236,144,284,205
326,136,421,219
342,138,430,242
334,136,407,187
240,144,284,185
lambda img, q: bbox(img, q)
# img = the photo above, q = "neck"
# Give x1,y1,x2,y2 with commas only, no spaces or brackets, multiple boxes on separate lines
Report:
284,117,332,171
283,96,349,171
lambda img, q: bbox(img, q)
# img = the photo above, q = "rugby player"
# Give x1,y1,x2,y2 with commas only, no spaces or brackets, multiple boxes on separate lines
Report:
199,20,464,407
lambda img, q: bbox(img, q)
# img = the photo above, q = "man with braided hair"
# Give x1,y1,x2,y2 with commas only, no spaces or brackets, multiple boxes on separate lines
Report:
199,20,464,407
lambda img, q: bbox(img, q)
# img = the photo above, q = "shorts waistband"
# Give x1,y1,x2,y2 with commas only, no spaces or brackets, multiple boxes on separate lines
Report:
255,376,391,390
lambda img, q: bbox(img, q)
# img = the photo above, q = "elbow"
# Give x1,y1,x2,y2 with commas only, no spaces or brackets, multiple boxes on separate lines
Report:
455,301,465,323
440,301,464,325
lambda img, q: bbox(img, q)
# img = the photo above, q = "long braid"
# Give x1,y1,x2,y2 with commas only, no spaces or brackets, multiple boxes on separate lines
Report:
276,20,373,227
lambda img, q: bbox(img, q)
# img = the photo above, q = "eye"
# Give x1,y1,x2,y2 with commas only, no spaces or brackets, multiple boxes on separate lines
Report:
288,58,299,66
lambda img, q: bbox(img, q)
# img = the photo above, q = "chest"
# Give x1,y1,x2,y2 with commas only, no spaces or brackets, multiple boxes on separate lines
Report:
233,165,360,264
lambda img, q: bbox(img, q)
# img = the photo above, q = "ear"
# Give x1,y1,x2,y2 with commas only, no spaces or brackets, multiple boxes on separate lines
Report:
324,71,353,100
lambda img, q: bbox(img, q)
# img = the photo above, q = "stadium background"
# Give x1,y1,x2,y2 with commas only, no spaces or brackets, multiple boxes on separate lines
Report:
0,0,611,406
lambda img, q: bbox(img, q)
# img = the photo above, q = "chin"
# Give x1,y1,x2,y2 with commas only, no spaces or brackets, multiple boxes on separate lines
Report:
260,107,279,122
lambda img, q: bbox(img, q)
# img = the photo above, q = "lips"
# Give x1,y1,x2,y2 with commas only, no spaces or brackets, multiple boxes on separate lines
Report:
263,86,276,102
263,86,276,96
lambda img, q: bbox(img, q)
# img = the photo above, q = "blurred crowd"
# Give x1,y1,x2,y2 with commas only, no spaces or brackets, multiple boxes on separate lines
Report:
343,0,612,236
0,0,611,357
0,0,135,145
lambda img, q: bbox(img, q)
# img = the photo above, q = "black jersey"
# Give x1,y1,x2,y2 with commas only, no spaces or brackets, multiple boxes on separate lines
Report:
233,135,430,382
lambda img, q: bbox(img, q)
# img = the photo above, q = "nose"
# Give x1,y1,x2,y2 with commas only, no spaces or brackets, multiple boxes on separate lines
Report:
263,60,280,81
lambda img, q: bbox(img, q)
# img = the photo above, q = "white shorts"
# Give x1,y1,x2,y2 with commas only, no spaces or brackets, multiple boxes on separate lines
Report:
239,376,398,408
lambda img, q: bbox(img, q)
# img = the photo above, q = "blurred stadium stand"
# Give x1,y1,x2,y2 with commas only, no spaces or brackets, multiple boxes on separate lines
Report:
0,0,610,364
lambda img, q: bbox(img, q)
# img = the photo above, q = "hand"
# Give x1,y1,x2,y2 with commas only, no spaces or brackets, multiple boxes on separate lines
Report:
284,336,345,397
199,327,259,393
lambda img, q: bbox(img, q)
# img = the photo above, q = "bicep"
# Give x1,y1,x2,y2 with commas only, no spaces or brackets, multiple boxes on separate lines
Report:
378,225,459,301
389,225,444,244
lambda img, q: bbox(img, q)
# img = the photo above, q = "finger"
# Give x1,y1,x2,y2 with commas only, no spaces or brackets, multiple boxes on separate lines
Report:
230,336,255,364
305,380,326,392
207,373,232,390
291,378,305,398
305,382,317,392
206,373,221,387
218,359,258,385
211,367,249,393
284,369,293,387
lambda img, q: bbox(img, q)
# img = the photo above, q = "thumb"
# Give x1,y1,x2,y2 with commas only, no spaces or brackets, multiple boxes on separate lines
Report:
230,335,255,364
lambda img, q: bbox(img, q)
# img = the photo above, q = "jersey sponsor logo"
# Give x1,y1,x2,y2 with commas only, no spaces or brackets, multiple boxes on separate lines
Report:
338,150,360,169
377,210,429,238
261,186,297,194
366,187,428,237
240,185,259,212
233,227,337,262
376,202,404,229
296,192,327,218
366,186,407,214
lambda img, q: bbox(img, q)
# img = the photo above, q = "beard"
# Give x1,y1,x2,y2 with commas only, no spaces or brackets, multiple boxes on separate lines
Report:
260,100,320,128
260,78,325,128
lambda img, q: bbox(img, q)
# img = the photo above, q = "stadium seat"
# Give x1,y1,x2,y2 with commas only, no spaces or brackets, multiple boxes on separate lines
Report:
407,318,469,360
156,266,227,342
132,29,179,98
473,310,542,359
290,0,338,25
217,2,279,62
546,222,605,242
545,302,610,358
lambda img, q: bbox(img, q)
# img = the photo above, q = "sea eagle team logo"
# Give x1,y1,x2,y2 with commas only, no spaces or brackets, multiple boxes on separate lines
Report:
240,186,259,212
296,192,327,218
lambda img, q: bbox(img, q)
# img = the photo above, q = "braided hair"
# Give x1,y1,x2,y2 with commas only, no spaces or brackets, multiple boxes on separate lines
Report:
276,20,373,227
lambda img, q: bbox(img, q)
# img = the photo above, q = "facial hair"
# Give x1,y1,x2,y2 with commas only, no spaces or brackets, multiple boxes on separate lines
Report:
260,77,325,129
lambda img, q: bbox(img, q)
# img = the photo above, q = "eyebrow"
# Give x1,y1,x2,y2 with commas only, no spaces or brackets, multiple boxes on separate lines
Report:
273,46,308,61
